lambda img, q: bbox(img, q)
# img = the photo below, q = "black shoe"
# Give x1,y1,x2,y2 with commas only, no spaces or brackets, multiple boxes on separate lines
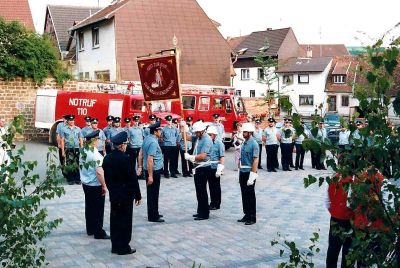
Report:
94,234,110,239
194,216,209,221
295,167,298,170
299,167,304,170
209,206,219,210
321,167,327,170
117,248,136,255
75,180,81,185
193,214,199,217
287,168,292,171
258,166,263,169
267,169,272,172
272,169,277,172
148,218,165,223
87,232,94,236
158,214,163,218
67,181,74,185
237,216,248,222
245,220,256,225
290,165,295,168
170,174,178,178
187,173,193,177
164,174,170,178
176,171,181,175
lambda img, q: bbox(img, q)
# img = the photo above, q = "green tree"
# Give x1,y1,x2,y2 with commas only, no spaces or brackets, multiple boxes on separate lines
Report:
273,30,400,267
0,115,65,267
0,18,70,84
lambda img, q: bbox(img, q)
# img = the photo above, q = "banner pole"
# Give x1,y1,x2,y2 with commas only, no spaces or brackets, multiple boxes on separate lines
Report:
174,38,189,163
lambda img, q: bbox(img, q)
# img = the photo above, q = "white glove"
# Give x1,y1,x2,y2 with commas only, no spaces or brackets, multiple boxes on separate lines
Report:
184,153,196,163
215,164,224,177
247,172,258,186
180,120,186,127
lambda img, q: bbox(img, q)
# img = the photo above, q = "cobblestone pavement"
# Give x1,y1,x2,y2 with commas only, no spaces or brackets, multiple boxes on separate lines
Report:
22,142,333,267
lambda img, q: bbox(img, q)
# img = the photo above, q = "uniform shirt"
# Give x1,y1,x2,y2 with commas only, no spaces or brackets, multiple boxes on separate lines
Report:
79,147,103,186
192,134,213,163
279,127,294,144
127,126,144,148
212,122,225,141
55,122,66,135
144,127,150,137
162,125,179,146
94,129,107,152
263,127,279,145
107,127,124,140
178,131,192,150
61,126,82,149
316,128,327,142
350,129,363,146
142,134,163,171
210,139,224,169
339,130,351,145
253,128,263,144
81,126,93,138
103,126,113,140
240,136,259,172
295,132,306,144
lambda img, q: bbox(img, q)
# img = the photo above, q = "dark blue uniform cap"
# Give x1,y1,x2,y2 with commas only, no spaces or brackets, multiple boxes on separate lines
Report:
255,119,261,124
149,121,162,131
84,116,91,122
186,116,193,122
111,131,128,145
85,129,100,140
113,117,121,123
149,114,157,121
165,115,172,121
213,114,220,119
66,114,75,121
124,117,131,123
172,118,178,124
267,118,276,123
90,118,99,124
63,114,70,120
106,115,114,121
132,115,140,121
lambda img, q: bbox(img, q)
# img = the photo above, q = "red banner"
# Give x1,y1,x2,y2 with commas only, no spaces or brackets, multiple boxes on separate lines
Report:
137,55,180,101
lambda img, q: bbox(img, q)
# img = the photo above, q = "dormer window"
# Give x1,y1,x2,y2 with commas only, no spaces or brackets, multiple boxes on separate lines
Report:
333,75,346,84
258,45,269,52
237,48,248,55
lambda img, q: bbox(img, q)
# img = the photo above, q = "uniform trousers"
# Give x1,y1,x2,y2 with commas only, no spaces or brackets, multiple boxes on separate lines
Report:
295,143,305,169
58,147,66,178
239,171,256,222
179,148,191,176
163,146,178,176
280,143,292,170
290,143,295,167
145,169,161,221
208,168,221,208
110,201,133,254
193,166,211,218
64,148,80,183
172,146,180,174
326,217,352,268
265,144,279,170
257,144,263,168
126,147,140,171
311,149,317,168
82,184,106,237
315,148,325,169
105,143,112,155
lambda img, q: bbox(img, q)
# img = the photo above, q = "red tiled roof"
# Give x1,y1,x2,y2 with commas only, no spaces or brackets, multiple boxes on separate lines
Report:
0,0,34,30
300,44,349,57
227,36,247,49
325,55,359,93
114,0,232,86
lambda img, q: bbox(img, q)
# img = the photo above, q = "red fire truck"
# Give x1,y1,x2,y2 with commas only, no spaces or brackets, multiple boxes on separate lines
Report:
34,89,180,144
170,88,248,146
35,87,248,147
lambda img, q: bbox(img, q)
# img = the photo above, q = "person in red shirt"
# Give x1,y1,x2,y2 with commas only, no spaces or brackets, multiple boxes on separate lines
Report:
326,173,354,268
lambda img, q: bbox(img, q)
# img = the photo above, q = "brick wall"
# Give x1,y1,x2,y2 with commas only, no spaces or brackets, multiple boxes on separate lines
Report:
0,78,116,142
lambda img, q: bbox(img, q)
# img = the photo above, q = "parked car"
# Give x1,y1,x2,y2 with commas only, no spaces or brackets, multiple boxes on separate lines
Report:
326,126,340,144
324,113,340,127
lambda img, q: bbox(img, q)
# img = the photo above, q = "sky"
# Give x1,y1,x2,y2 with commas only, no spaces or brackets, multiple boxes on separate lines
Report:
29,0,400,46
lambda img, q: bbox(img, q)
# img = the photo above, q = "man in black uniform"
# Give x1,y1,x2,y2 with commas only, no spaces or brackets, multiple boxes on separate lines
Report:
102,131,142,255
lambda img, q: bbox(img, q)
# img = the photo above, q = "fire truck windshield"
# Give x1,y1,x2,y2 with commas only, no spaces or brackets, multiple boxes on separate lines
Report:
234,97,246,113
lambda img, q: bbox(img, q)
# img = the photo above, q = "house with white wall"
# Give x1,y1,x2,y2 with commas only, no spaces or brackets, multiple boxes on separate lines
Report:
229,27,302,98
275,57,333,116
69,0,232,86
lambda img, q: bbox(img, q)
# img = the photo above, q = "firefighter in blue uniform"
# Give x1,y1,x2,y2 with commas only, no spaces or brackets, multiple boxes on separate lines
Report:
211,114,225,142
60,114,83,185
102,131,142,255
123,117,132,131
90,118,106,156
162,115,179,178
144,114,157,137
56,115,68,177
126,115,144,171
171,118,181,175
103,115,114,154
138,121,165,223
81,116,93,138
107,117,124,150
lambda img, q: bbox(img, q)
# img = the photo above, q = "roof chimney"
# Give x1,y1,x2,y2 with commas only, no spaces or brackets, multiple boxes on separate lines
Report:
266,28,272,31
306,45,312,58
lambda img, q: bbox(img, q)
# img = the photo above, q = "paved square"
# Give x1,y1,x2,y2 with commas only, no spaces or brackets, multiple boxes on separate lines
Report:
22,142,332,267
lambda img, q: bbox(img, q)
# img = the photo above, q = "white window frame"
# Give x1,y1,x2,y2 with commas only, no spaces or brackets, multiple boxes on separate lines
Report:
250,90,255,98
198,96,210,111
92,27,99,48
257,68,264,80
241,69,250,80
333,75,346,84
299,95,314,106
298,74,309,84
78,31,84,51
